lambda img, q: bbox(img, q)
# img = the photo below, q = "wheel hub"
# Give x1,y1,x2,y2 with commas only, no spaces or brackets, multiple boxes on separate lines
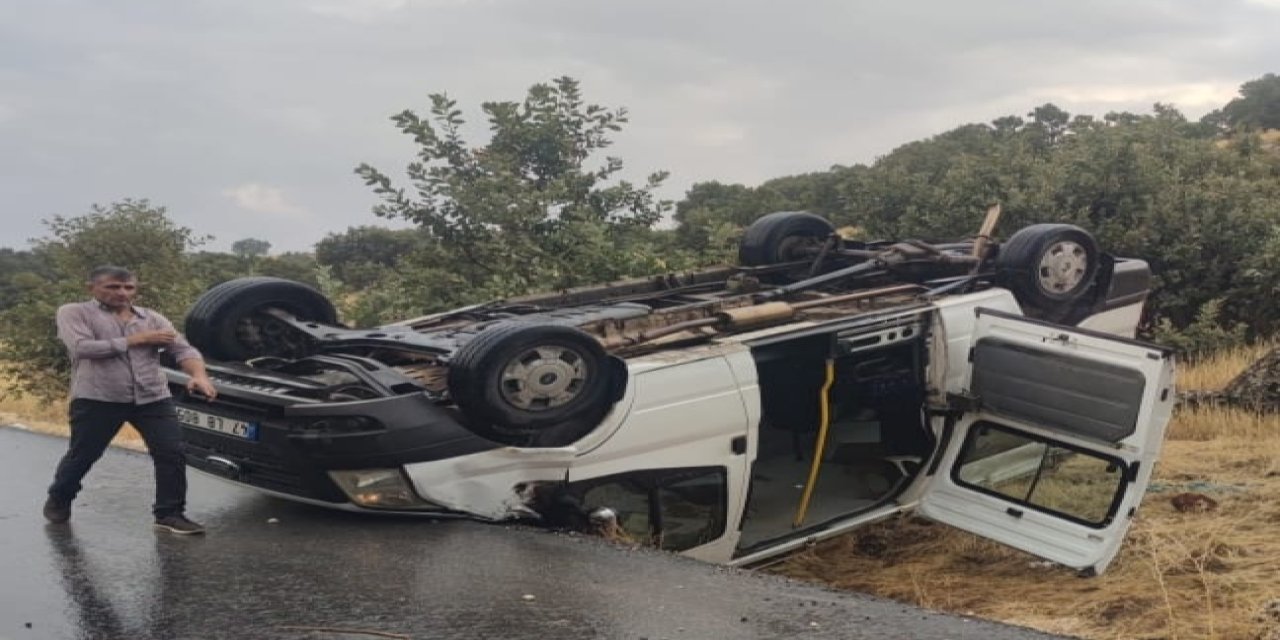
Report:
500,346,588,411
1037,241,1089,294
774,235,824,262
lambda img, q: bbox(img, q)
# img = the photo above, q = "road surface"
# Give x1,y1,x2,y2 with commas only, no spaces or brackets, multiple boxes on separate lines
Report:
0,427,1068,640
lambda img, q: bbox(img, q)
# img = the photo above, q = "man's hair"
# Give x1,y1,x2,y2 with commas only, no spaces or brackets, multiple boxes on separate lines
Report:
87,265,135,283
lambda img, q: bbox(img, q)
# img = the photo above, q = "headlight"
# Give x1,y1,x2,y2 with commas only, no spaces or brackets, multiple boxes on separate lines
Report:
328,469,440,510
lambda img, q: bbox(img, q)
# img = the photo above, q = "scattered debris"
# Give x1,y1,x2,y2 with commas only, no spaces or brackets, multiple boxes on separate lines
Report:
1222,346,1280,412
1169,492,1219,513
1181,345,1280,412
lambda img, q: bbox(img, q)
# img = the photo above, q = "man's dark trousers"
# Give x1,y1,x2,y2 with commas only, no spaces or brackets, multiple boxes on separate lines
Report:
48,398,187,518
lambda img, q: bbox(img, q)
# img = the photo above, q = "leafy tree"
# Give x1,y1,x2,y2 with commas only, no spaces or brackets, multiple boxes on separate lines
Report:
188,250,249,287
256,252,322,287
1152,298,1248,361
1026,103,1072,147
231,237,272,259
1217,73,1280,131
315,226,425,289
673,170,853,258
0,200,206,401
354,77,674,309
992,115,1025,136
759,170,847,217
673,182,776,257
0,248,54,311
33,199,207,315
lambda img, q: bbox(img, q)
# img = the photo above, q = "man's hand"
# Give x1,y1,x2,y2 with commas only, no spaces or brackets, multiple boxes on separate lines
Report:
179,356,215,400
186,375,218,401
127,329,177,346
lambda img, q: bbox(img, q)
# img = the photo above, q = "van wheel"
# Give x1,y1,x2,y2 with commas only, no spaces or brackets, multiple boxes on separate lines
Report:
739,211,836,267
185,277,338,361
995,224,1100,311
449,323,615,445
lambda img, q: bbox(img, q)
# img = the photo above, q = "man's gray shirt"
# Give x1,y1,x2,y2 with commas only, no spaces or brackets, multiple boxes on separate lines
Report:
56,300,203,404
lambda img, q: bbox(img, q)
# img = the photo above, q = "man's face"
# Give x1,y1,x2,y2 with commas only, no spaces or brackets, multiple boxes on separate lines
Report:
89,276,138,310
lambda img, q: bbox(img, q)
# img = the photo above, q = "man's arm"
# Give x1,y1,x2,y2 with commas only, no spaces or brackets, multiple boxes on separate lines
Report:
153,313,217,400
57,305,179,359
56,304,127,359
179,356,218,400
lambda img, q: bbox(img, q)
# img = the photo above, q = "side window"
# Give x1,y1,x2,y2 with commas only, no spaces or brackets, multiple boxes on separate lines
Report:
577,467,727,552
954,423,1126,527
657,472,726,551
581,479,652,544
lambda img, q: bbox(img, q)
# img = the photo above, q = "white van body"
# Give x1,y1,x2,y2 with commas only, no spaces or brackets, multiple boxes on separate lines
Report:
395,288,1172,573
166,214,1172,576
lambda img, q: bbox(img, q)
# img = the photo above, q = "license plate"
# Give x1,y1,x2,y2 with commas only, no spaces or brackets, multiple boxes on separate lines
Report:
176,407,258,441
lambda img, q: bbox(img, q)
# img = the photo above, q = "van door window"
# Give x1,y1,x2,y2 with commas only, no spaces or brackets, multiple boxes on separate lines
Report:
577,467,727,552
656,472,727,551
954,422,1127,527
581,479,652,543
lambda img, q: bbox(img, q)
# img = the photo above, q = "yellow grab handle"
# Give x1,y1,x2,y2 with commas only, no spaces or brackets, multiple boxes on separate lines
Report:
793,358,835,528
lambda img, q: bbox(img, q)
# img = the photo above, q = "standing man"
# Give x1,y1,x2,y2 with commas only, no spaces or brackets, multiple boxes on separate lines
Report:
44,266,217,534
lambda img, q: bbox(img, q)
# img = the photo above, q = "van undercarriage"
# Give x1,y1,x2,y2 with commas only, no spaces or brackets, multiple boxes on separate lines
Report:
164,211,1174,572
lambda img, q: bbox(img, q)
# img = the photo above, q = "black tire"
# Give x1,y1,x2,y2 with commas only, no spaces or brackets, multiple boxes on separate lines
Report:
185,277,338,361
995,224,1100,311
738,211,836,267
448,322,614,445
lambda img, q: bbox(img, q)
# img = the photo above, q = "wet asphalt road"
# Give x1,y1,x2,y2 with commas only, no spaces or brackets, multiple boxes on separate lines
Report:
0,427,1069,640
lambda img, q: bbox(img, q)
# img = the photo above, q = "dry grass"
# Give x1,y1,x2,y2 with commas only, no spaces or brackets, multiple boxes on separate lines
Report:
1177,341,1276,393
775,345,1280,639
0,373,143,447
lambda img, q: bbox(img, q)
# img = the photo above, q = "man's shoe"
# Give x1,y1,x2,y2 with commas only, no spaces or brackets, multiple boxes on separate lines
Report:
43,497,71,524
153,515,206,535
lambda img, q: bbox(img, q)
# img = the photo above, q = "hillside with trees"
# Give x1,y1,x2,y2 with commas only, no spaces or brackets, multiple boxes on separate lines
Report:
674,76,1280,355
2,74,1279,400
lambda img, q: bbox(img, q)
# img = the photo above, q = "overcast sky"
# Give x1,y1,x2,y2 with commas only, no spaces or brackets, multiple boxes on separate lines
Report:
2,0,1278,253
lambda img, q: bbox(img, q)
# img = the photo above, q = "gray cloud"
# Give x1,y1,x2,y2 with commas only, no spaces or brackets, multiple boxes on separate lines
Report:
1,0,1277,252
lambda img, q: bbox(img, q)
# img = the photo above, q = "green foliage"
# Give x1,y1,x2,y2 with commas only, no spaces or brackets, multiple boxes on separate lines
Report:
0,291,66,402
673,94,1280,343
0,248,54,311
187,249,324,289
188,250,250,287
354,77,674,310
33,199,208,315
231,237,272,259
255,252,322,287
1151,299,1248,361
338,266,463,327
314,226,426,289
1211,73,1280,131
674,171,850,260
0,200,208,401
